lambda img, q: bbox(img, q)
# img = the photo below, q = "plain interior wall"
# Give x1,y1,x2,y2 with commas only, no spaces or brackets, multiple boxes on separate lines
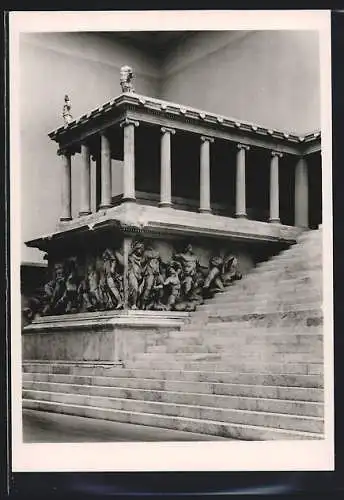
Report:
20,32,160,263
160,30,320,134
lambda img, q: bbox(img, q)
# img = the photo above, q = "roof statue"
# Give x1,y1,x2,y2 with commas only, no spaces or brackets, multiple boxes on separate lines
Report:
62,94,73,125
120,65,135,93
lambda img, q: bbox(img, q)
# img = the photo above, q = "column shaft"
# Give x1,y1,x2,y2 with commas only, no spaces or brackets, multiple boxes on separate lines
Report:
60,152,72,221
269,152,282,223
121,119,138,202
295,157,309,228
79,144,91,216
159,127,175,207
99,133,112,209
235,144,249,218
199,136,213,213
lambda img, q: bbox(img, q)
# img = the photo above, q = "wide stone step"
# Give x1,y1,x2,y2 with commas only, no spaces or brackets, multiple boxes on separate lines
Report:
22,399,323,440
23,363,324,387
236,269,321,290
134,351,323,364
124,360,323,375
22,381,324,417
160,341,323,356
209,290,322,306
22,373,324,401
204,307,323,326
199,301,322,316
23,391,324,434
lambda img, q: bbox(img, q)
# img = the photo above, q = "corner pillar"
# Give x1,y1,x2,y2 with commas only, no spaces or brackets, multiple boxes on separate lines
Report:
79,143,91,216
235,143,250,218
59,151,72,221
295,157,309,228
120,118,139,202
269,151,283,223
199,135,214,214
159,127,175,208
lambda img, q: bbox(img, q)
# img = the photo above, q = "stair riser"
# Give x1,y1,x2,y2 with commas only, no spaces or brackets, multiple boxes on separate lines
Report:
237,271,321,290
205,311,323,327
23,391,324,433
199,303,322,316
22,382,323,417
160,344,323,356
22,374,324,401
22,400,322,440
22,366,324,388
159,335,323,349
125,361,323,375
136,351,323,363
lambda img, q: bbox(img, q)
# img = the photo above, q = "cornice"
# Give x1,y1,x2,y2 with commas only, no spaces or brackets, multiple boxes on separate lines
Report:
48,92,321,152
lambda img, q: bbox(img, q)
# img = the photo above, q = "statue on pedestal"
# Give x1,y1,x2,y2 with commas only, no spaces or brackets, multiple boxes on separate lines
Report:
120,65,135,93
62,94,73,125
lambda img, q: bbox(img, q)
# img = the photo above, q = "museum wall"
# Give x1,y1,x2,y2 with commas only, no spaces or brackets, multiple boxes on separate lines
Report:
20,32,160,263
160,30,320,134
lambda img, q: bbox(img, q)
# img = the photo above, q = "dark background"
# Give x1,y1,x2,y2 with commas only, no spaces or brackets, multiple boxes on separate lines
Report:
2,5,344,498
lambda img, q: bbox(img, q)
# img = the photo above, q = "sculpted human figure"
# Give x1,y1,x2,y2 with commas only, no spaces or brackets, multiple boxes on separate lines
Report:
101,248,123,310
120,65,135,93
139,246,164,310
163,265,181,310
62,94,73,124
173,243,199,298
42,262,67,315
203,255,226,294
222,254,242,285
128,241,145,309
61,259,80,313
80,262,102,311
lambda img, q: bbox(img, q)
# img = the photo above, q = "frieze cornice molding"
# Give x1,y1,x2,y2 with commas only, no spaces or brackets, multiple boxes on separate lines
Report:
48,92,321,154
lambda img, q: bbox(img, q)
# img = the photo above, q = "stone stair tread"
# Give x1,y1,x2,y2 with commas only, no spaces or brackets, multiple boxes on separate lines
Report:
23,398,324,440
24,389,323,423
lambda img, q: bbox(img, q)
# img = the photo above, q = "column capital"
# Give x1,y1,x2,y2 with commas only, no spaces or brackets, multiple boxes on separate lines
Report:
161,126,176,135
237,143,250,151
200,135,215,143
120,118,140,129
271,150,283,158
57,148,73,157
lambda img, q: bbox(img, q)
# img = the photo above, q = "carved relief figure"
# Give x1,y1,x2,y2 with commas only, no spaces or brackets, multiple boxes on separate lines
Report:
120,65,135,93
173,243,199,298
128,241,145,309
222,254,242,285
42,262,67,315
101,248,124,310
139,245,165,310
163,264,181,310
79,263,102,311
203,255,226,294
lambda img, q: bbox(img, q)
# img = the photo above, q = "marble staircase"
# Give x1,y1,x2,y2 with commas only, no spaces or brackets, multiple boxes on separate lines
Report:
22,229,324,440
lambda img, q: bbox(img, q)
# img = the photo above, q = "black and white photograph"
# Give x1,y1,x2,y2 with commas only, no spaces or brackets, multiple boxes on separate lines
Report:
10,10,333,471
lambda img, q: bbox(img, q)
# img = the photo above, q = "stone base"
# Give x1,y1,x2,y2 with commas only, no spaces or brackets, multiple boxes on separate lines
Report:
22,310,189,363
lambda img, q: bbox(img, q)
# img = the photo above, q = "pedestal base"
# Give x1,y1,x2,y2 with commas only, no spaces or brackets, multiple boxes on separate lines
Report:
22,311,189,363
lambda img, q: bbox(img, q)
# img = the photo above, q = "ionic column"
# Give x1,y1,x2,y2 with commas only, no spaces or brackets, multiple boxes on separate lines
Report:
99,133,112,209
235,143,250,218
269,151,283,223
120,118,139,202
79,143,91,216
159,127,175,207
295,157,309,228
199,136,214,214
60,151,72,221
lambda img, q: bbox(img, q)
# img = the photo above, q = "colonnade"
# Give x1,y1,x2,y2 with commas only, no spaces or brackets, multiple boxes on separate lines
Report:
59,120,310,228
